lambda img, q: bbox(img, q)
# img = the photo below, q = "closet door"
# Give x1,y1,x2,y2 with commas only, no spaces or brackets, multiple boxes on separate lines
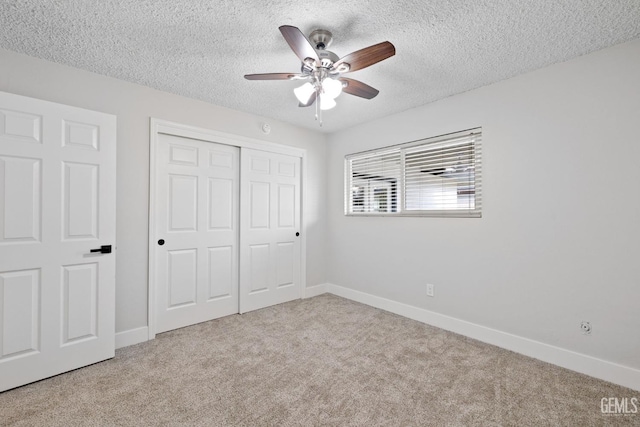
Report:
0,91,116,392
154,134,239,333
239,148,301,313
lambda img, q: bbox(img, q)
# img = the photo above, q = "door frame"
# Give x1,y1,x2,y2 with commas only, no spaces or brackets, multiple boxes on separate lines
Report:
148,118,307,340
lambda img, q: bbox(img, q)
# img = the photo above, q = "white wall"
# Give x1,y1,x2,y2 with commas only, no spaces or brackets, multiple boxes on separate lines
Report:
326,39,640,370
0,48,327,334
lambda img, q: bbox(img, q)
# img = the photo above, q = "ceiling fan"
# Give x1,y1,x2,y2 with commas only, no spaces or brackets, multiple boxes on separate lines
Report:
244,25,395,125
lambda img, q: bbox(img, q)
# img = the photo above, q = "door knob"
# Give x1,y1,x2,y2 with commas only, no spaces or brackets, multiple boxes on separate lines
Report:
295,232,300,237
89,245,112,254
158,239,165,245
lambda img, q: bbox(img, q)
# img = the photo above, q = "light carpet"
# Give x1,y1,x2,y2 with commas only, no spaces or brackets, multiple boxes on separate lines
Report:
0,294,637,426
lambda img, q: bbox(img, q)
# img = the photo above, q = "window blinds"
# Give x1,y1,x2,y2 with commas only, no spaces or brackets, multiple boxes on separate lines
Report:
347,149,401,214
345,129,482,217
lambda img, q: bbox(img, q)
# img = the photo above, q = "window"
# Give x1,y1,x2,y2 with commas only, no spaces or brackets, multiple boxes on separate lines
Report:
348,149,400,213
345,128,481,217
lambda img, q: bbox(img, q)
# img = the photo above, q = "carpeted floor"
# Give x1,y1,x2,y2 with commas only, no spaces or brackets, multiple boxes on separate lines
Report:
0,294,637,426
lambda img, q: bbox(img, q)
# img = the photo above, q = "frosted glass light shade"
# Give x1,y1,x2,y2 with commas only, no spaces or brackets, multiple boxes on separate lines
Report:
294,82,315,104
320,95,336,110
322,78,342,99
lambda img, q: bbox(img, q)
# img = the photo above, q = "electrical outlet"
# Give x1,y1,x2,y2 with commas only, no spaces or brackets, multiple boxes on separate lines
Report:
580,321,592,335
426,284,435,297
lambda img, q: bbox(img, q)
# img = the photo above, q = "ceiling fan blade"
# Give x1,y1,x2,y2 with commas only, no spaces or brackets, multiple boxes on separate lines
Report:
339,78,380,99
279,25,320,65
333,41,395,73
298,91,317,107
244,73,301,80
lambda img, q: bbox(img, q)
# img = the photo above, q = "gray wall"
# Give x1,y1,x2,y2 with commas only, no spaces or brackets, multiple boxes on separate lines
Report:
326,39,640,369
0,48,328,334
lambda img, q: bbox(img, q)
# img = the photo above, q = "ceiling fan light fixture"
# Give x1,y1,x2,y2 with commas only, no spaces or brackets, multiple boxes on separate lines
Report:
321,77,342,99
294,82,315,104
319,95,336,111
245,25,395,126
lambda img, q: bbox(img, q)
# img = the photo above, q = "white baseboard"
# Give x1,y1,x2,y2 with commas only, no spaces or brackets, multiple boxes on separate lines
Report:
115,326,149,350
304,283,327,298
325,283,640,392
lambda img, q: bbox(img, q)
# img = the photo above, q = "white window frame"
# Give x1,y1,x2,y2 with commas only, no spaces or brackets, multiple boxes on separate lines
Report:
345,128,482,218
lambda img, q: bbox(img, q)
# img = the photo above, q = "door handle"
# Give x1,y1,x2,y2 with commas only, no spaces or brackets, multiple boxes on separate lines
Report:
89,245,112,254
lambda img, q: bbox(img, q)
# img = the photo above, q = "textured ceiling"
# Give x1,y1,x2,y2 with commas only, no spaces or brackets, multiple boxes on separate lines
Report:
1,1,639,133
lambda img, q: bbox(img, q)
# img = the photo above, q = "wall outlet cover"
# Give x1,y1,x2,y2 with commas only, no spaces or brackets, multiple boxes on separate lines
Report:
426,284,435,297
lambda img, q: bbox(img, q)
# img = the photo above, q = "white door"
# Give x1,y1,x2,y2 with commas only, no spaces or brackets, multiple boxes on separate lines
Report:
0,91,116,392
240,148,301,313
154,134,239,333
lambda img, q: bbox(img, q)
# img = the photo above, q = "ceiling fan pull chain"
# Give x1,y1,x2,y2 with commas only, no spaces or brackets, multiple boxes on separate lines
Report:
315,93,321,125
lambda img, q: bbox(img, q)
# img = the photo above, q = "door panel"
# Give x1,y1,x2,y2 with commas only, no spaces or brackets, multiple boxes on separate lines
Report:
63,162,99,239
168,249,198,308
63,120,99,150
208,178,233,229
0,91,116,392
168,143,198,165
0,156,41,242
62,263,98,344
208,246,233,298
168,174,198,231
249,244,270,293
250,156,270,173
155,134,239,333
0,109,41,144
0,269,40,358
276,242,294,287
278,184,295,227
240,149,301,313
250,182,270,228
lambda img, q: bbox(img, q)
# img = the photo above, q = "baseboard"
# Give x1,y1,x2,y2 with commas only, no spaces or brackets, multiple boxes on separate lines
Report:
304,283,327,298
120,284,329,348
325,283,640,392
115,326,149,350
